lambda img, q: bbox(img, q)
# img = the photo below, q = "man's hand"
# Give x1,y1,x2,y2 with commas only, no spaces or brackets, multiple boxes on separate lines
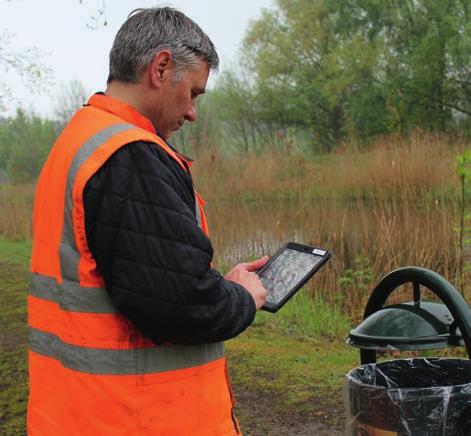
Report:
225,256,269,309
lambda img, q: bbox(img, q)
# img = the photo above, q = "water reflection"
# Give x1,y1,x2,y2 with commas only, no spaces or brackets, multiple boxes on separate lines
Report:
206,198,461,313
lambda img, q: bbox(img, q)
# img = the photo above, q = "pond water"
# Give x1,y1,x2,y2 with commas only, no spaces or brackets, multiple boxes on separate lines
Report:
205,198,461,313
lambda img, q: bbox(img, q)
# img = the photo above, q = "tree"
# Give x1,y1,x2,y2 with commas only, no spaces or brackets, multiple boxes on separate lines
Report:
244,0,375,149
356,0,471,131
172,91,222,156
0,109,56,183
211,70,262,152
0,0,106,113
243,0,471,148
54,80,91,129
0,30,50,113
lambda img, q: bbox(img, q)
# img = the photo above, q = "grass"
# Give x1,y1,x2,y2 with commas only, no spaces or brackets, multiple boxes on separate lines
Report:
0,239,31,265
256,291,351,339
0,259,29,435
226,323,358,431
0,239,359,434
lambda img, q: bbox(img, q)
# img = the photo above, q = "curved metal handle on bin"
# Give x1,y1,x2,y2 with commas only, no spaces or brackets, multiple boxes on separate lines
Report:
360,267,471,364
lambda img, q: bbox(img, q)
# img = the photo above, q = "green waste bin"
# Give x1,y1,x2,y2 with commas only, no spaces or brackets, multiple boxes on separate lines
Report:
344,267,471,435
344,358,471,435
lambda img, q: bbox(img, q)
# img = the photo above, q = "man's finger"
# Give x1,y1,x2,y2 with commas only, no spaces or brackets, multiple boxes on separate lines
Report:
244,255,269,272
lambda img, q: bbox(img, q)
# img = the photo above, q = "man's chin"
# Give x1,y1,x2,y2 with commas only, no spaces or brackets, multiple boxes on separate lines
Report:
161,130,172,140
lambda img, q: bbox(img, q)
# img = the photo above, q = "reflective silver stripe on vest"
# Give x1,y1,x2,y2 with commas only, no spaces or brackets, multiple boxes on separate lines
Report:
195,199,202,228
59,123,135,283
29,273,117,314
30,121,225,376
30,327,225,375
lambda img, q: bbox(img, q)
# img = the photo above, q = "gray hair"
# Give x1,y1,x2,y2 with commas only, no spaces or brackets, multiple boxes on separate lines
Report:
108,7,219,83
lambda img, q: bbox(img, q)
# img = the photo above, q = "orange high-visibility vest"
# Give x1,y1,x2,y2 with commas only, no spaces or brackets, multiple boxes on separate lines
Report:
28,94,238,436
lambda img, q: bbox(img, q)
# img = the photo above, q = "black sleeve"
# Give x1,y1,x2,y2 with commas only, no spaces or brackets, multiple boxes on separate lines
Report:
83,141,256,345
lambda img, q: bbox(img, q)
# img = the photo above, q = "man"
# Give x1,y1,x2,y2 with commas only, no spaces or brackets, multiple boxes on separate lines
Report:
28,7,267,435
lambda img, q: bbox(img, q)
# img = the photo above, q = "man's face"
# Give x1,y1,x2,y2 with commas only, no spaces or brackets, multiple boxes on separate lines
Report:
156,58,209,140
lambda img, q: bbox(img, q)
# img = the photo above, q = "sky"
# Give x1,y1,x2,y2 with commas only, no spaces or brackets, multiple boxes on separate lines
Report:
1,0,273,117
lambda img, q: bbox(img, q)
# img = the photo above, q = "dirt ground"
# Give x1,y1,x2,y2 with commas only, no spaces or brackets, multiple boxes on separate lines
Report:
234,387,344,435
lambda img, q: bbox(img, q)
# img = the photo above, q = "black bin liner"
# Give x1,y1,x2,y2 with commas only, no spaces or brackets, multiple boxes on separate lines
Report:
344,358,471,435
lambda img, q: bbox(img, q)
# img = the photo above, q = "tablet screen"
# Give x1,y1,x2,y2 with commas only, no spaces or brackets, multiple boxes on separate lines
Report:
259,248,324,304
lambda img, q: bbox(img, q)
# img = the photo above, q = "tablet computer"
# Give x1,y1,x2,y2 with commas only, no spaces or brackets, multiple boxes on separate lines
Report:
257,242,331,313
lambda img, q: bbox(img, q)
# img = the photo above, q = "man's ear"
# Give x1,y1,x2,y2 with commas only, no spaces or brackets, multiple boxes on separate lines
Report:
149,50,172,88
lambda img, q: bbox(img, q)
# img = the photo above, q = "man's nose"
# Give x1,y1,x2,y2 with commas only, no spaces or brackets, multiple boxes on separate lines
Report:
185,105,196,123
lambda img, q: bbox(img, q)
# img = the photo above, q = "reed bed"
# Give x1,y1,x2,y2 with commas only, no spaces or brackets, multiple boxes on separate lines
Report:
0,183,34,240
192,133,469,322
206,196,464,323
0,133,469,324
192,132,462,203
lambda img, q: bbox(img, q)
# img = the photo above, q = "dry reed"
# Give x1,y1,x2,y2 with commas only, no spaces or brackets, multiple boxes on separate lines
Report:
192,133,469,320
0,183,34,240
0,133,469,321
192,131,462,203
206,196,463,322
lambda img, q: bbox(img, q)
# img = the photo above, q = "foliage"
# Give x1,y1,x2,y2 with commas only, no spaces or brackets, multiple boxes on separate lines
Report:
241,0,471,150
0,1,106,114
0,30,51,113
53,79,91,130
173,69,274,156
338,255,374,292
172,90,222,156
457,150,471,293
210,70,262,152
457,149,471,199
0,109,56,183
78,0,108,29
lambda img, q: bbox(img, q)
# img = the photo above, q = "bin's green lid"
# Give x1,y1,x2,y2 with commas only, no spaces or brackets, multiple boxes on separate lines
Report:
347,301,464,351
